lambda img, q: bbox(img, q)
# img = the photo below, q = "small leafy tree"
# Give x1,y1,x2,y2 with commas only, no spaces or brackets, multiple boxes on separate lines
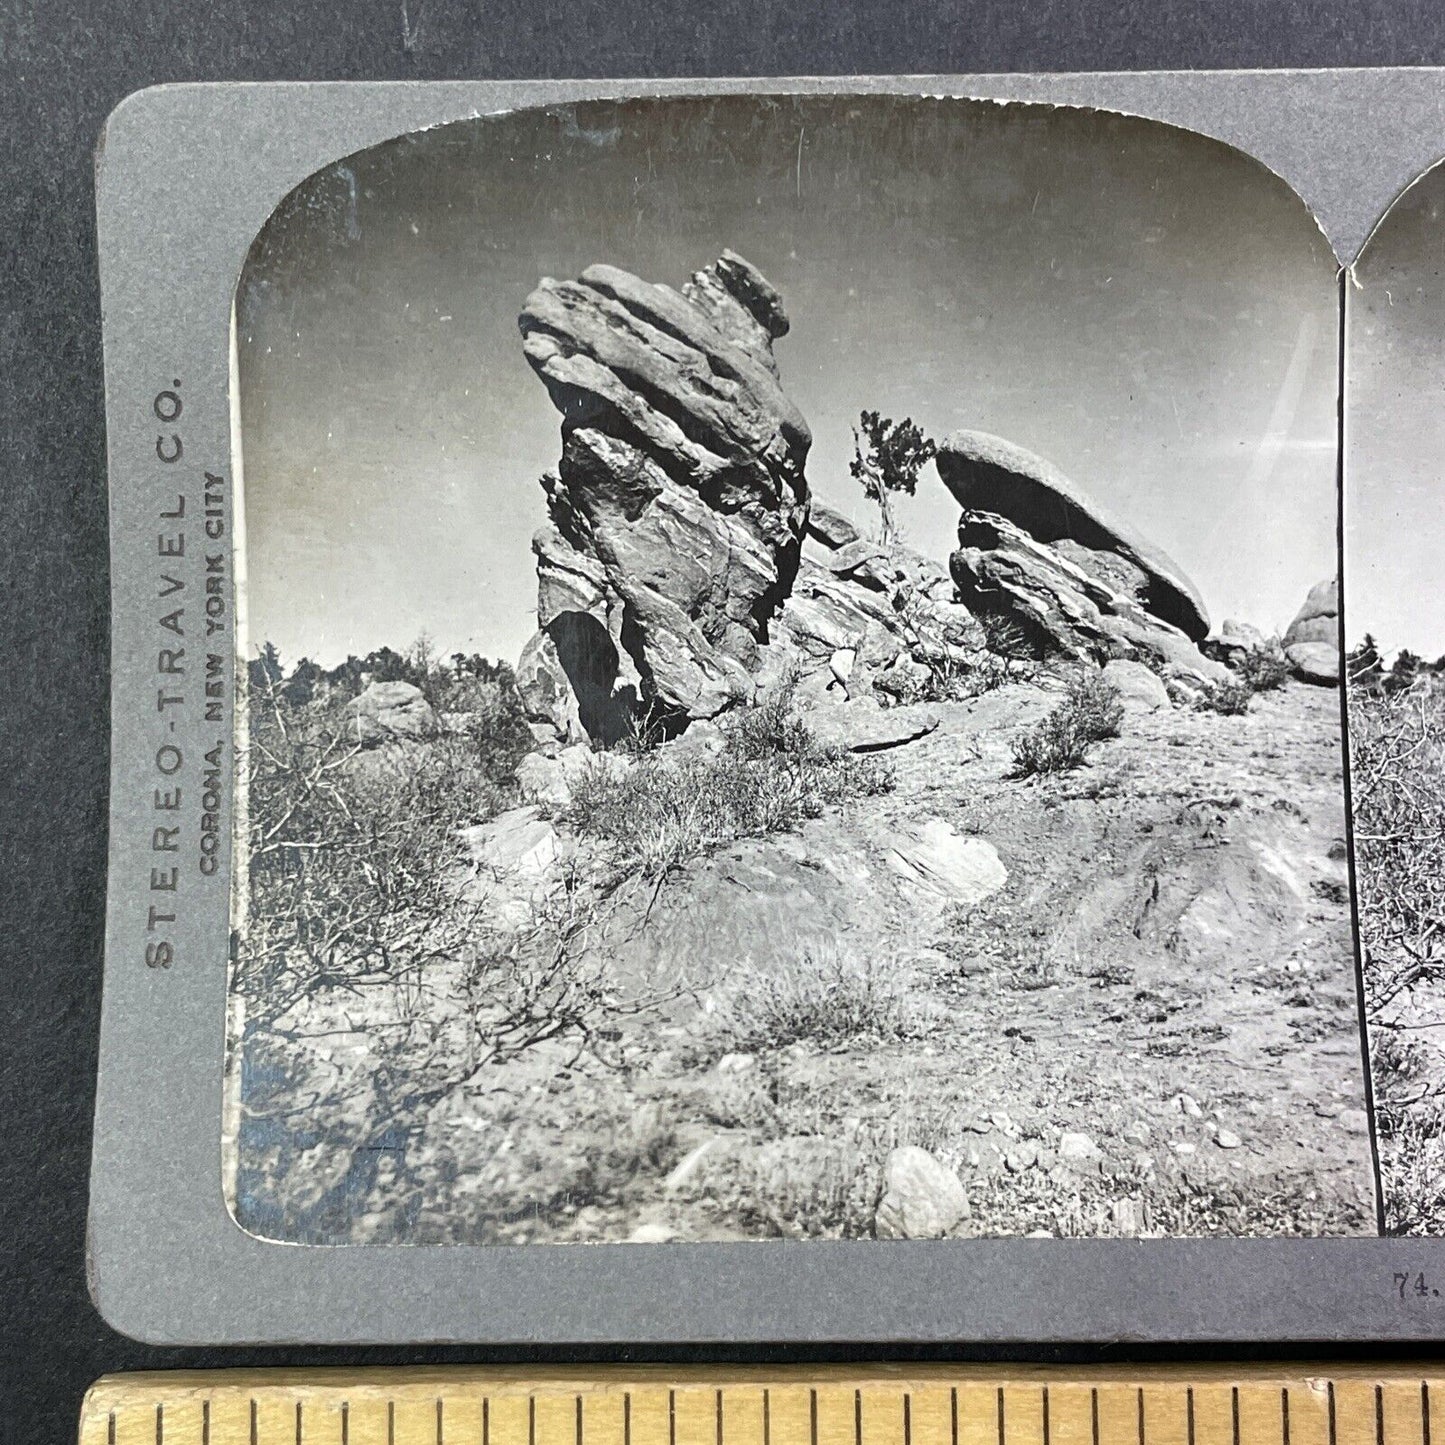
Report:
850,410,936,545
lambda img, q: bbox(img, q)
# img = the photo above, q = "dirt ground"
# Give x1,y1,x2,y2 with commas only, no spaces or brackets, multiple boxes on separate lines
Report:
235,676,1379,1244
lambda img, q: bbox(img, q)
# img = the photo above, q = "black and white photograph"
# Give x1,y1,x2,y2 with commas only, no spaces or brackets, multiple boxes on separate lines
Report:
1346,158,1445,1236
228,94,1374,1247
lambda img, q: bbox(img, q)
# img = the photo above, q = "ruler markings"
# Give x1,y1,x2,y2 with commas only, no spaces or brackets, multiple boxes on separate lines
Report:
81,1371,1445,1445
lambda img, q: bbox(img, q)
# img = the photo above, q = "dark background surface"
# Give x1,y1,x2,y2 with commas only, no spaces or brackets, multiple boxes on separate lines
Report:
7,3,1445,1441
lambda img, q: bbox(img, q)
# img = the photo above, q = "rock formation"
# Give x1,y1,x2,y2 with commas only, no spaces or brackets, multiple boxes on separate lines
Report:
939,432,1225,687
936,431,1210,641
1282,578,1341,685
342,680,439,748
517,251,812,738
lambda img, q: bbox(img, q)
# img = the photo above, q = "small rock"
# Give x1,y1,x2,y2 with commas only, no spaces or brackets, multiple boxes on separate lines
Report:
1176,1093,1204,1119
962,1117,994,1135
1102,658,1171,712
1058,1131,1101,1162
1215,1128,1242,1150
1341,1109,1370,1135
874,1146,970,1240
1169,1140,1196,1156
1121,1121,1151,1145
807,501,862,551
885,819,1008,910
1025,1229,1054,1239
1004,1143,1039,1173
717,1053,755,1075
628,1222,679,1243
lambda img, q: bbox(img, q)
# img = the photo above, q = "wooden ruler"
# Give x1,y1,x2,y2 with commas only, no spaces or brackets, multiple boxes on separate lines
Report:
79,1367,1444,1445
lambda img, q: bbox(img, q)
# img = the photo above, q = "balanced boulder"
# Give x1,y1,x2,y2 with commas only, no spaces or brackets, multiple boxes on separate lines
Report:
936,430,1209,641
518,252,811,731
1283,579,1340,686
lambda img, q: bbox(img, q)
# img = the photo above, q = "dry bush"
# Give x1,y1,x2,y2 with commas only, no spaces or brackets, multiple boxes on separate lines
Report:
1197,678,1255,715
235,660,677,1240
706,942,939,1056
1009,669,1124,778
1351,680,1445,1232
1237,648,1291,692
568,680,892,875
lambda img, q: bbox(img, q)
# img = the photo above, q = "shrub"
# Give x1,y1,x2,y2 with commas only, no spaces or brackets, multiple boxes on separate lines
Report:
569,685,892,875
1237,648,1291,692
1352,683,1445,1231
1009,669,1123,778
1197,679,1255,715
708,943,938,1055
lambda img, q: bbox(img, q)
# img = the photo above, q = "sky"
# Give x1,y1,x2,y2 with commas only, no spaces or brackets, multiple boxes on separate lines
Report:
235,94,1342,671
1348,164,1445,660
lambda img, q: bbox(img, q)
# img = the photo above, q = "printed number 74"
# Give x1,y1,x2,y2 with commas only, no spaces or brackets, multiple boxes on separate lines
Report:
1396,1272,1435,1299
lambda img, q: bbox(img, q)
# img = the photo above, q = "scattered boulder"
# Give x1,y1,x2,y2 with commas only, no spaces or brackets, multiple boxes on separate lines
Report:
874,1145,969,1239
1204,618,1270,668
1102,658,1171,712
884,819,1008,910
772,543,984,699
936,430,1210,640
458,805,572,924
342,681,440,748
518,252,811,730
806,501,862,551
1283,578,1341,685
1058,1131,1101,1163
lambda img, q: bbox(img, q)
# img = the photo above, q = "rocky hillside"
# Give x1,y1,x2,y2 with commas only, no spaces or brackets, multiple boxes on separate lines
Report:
454,251,1372,1241
236,252,1374,1245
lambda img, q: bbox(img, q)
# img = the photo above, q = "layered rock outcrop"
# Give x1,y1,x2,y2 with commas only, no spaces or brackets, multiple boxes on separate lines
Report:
940,433,1225,686
937,431,1210,641
517,251,812,738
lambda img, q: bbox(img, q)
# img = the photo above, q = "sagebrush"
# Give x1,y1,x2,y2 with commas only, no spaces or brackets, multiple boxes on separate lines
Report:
568,678,892,874
1009,669,1124,778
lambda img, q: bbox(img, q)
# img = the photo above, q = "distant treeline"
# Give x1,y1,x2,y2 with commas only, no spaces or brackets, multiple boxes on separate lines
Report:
1347,636,1445,695
248,638,518,708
